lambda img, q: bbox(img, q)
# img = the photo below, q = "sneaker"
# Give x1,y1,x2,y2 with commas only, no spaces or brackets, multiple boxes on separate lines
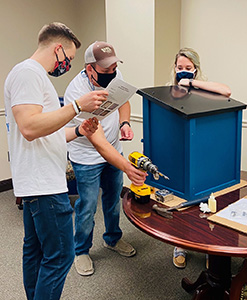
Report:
74,254,94,276
104,239,136,257
173,247,187,269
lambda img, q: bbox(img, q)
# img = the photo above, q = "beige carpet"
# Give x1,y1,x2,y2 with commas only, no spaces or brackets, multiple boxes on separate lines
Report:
0,189,244,300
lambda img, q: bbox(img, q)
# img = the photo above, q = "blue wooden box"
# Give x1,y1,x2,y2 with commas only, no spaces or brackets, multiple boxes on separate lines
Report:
138,86,246,201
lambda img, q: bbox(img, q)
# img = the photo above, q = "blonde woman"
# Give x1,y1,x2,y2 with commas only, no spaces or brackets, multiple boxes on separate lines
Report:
169,47,231,268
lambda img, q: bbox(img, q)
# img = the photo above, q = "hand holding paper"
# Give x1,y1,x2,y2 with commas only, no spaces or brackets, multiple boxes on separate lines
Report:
78,77,137,121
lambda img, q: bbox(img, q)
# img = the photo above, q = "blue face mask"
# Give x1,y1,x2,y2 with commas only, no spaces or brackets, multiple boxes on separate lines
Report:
176,70,196,83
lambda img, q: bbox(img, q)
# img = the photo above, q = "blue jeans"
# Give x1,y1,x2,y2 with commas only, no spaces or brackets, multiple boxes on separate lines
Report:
22,193,75,300
71,161,123,256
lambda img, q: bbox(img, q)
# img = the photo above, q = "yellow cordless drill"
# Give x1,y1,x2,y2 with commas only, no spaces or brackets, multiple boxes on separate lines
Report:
128,151,169,203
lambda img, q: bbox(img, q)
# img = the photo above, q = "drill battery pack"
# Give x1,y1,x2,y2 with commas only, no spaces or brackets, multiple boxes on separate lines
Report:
130,183,151,204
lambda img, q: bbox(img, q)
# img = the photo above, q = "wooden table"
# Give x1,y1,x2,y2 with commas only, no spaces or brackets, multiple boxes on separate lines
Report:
122,186,247,300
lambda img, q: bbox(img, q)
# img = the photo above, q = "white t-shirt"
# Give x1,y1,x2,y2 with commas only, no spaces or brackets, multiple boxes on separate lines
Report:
4,59,68,197
64,69,122,165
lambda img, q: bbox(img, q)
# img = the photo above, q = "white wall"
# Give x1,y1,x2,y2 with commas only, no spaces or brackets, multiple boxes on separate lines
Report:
0,0,79,181
2,0,246,182
0,0,106,181
105,0,155,185
105,0,181,185
180,0,247,171
75,0,106,64
106,0,155,116
155,0,181,86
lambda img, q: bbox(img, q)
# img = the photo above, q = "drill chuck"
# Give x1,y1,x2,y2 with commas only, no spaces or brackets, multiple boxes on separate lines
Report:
140,159,160,180
136,156,156,172
128,151,169,181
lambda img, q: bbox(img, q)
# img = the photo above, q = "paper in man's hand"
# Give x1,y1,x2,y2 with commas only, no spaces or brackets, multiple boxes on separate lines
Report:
79,77,137,121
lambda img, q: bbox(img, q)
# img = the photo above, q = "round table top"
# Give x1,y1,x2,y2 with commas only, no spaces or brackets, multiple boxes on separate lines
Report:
122,186,247,257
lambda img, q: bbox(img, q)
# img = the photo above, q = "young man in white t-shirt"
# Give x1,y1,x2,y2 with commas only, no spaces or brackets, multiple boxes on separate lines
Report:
64,41,147,277
4,23,108,300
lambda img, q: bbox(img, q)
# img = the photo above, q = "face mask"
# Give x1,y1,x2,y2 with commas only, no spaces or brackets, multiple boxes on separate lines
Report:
91,64,116,88
176,70,196,83
48,47,71,77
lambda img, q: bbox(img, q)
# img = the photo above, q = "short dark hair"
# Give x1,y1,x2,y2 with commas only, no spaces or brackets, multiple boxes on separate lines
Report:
38,22,81,49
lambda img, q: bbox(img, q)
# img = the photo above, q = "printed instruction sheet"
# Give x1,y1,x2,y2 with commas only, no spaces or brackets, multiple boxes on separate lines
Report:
79,77,137,121
215,198,247,226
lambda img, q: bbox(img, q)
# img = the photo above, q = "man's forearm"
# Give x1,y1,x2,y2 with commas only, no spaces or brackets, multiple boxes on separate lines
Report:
13,90,108,142
87,126,128,172
119,101,130,124
91,138,128,172
13,103,77,141
87,125,147,186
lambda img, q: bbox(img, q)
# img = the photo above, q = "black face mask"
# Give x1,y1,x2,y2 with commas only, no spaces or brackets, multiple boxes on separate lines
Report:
48,47,71,77
91,64,116,88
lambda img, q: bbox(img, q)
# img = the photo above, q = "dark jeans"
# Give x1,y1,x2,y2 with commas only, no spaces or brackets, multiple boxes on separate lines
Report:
71,161,123,256
22,193,75,300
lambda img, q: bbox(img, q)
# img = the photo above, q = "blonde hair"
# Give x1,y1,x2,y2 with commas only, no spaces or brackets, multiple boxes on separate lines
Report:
168,47,207,85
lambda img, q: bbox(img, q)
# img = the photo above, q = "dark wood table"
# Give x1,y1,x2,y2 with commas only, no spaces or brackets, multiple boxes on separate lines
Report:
122,186,247,300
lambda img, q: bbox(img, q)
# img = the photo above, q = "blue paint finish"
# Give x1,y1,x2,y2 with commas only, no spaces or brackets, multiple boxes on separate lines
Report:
141,88,245,201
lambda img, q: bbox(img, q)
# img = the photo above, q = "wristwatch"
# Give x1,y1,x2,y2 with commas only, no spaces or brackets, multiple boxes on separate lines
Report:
75,125,84,137
189,79,194,87
119,121,131,129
